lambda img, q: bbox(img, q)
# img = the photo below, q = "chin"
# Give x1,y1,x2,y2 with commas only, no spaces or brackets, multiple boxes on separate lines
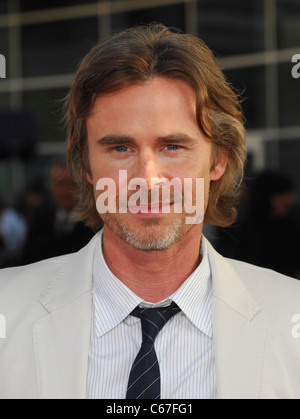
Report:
103,213,193,251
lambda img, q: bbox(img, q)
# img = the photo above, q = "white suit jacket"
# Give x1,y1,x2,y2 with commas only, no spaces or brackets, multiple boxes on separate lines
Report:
0,232,300,399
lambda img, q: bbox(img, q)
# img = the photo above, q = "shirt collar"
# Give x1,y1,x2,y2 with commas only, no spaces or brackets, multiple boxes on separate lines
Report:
171,235,212,337
92,229,212,338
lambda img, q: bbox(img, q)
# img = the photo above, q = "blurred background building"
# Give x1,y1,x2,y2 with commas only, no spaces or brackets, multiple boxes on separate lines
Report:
0,0,299,275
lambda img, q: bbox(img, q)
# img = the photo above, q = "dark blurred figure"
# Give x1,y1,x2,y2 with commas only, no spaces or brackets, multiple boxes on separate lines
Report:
215,170,300,279
0,196,27,268
21,161,96,264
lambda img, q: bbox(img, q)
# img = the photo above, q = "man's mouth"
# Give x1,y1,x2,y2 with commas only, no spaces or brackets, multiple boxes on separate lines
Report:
127,202,174,214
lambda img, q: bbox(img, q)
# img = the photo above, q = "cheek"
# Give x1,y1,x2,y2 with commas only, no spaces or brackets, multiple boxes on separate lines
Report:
163,157,207,179
89,166,125,203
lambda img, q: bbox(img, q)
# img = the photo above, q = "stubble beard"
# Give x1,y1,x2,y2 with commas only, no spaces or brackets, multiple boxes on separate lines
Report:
101,212,194,251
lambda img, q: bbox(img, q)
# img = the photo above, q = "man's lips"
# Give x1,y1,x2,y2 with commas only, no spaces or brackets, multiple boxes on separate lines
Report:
127,202,174,214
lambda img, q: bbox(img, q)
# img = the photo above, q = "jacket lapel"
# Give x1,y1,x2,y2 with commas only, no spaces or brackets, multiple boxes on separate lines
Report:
33,233,99,399
205,239,266,399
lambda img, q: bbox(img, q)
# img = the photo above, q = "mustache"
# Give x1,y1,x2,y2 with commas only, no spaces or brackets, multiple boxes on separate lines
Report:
116,188,181,205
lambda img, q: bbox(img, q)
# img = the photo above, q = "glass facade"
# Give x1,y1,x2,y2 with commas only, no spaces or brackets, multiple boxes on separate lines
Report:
0,28,8,65
111,4,186,33
277,0,300,49
197,0,264,56
223,66,266,129
278,62,300,127
21,18,98,77
20,0,96,12
0,91,9,109
0,0,7,14
22,88,68,144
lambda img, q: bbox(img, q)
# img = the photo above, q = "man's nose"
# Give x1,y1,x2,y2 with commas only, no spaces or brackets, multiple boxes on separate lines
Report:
135,151,163,189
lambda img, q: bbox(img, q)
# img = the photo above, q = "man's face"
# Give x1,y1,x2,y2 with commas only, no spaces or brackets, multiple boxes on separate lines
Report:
86,77,226,250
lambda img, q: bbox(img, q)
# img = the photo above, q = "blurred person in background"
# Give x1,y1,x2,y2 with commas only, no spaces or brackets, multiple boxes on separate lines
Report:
21,161,95,264
0,195,27,268
215,170,300,279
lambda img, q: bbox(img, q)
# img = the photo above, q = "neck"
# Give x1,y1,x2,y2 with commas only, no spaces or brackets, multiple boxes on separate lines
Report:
102,225,203,303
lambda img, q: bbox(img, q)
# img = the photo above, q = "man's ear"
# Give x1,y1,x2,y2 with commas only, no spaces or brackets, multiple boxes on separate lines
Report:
210,152,228,181
86,171,93,184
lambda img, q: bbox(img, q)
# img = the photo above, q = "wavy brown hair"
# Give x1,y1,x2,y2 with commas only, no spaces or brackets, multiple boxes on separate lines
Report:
64,23,247,230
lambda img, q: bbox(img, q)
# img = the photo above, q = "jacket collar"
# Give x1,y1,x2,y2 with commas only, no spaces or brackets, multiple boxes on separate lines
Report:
34,233,99,399
38,233,99,313
205,238,265,399
205,237,261,320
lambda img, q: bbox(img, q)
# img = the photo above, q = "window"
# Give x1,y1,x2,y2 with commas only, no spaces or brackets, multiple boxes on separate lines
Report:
111,4,186,33
0,92,9,109
278,0,300,49
23,88,68,144
278,62,300,127
0,0,7,14
20,0,95,12
197,0,264,57
224,66,266,129
22,18,98,77
0,28,8,61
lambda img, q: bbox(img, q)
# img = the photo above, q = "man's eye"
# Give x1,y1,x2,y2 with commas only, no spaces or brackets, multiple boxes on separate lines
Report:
115,145,129,152
166,144,180,151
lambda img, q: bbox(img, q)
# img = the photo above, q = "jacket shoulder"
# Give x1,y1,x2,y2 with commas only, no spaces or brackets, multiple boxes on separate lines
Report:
0,232,99,318
227,256,299,286
0,253,73,286
0,253,75,313
226,257,300,310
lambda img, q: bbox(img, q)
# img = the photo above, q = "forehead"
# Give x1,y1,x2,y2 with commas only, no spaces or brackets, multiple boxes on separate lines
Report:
90,77,195,112
87,77,198,136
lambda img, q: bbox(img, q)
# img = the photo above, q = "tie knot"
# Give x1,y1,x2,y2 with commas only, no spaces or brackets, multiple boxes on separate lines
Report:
131,302,181,343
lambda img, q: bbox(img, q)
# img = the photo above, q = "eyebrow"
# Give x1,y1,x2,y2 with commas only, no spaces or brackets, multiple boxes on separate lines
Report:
96,135,134,145
96,133,198,146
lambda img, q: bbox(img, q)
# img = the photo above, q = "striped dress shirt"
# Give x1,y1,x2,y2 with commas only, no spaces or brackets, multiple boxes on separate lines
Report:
87,230,216,399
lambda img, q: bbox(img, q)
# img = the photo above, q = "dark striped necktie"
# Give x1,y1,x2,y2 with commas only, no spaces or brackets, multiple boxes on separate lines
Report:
126,302,181,399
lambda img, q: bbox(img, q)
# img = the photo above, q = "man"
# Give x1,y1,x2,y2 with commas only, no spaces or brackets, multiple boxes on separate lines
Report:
0,24,299,399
